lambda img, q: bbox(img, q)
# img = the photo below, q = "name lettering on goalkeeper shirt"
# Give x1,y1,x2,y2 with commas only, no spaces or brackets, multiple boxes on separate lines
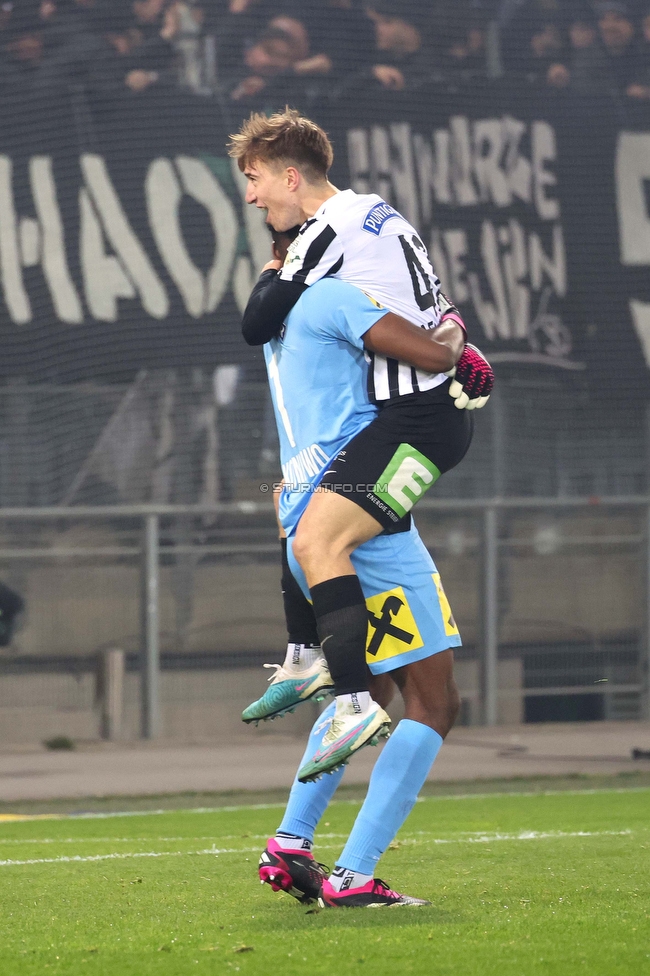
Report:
283,443,330,487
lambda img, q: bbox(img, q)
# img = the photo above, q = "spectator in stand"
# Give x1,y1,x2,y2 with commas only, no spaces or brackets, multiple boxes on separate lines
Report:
501,0,568,82
247,4,376,91
433,1,489,80
0,0,171,98
123,0,175,91
38,0,121,30
133,0,167,28
544,3,602,93
228,24,300,100
114,46,166,94
0,3,13,33
269,13,309,60
157,1,207,92
546,1,642,98
225,2,376,99
0,4,45,92
595,1,639,92
130,0,215,96
224,1,355,101
568,11,597,86
216,0,301,86
28,0,128,94
46,0,174,98
297,1,375,83
39,1,57,23
627,5,650,99
365,1,433,90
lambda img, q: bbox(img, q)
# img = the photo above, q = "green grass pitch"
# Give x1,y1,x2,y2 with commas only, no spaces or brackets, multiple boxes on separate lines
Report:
0,786,647,976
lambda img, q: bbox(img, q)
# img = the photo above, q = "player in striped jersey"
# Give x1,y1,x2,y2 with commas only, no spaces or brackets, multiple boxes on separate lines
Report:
229,109,493,775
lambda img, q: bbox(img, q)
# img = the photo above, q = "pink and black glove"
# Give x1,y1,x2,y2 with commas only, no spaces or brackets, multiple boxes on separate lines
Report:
445,343,494,410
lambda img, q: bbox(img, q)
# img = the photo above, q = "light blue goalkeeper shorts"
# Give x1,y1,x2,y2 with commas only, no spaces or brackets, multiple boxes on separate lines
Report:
287,521,461,675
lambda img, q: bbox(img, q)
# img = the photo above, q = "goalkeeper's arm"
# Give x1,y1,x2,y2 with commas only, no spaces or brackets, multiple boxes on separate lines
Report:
363,298,493,409
363,314,465,374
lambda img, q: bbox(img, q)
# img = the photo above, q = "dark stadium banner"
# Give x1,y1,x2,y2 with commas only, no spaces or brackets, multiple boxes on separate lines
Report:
0,90,649,392
0,93,269,381
325,87,650,397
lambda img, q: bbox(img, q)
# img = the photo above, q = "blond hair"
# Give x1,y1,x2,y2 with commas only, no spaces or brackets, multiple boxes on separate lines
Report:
228,108,333,183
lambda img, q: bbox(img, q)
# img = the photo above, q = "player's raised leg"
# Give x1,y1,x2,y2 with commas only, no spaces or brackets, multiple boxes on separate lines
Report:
241,538,334,723
319,650,459,908
292,490,391,740
293,397,471,776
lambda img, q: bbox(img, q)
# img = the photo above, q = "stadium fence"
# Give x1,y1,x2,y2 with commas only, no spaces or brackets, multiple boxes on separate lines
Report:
0,497,647,744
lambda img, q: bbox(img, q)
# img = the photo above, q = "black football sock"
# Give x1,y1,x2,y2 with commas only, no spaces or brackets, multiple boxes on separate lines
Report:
310,575,370,696
281,538,320,646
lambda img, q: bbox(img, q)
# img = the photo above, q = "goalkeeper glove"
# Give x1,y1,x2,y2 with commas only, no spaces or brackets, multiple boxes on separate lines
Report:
445,343,494,410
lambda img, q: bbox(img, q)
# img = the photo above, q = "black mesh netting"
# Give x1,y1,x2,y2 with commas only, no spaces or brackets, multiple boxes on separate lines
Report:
0,0,649,504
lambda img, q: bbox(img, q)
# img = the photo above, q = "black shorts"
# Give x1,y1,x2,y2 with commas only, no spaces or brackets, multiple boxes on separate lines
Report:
318,380,473,531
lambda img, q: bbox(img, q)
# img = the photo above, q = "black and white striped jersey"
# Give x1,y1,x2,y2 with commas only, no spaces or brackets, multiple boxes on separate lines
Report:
278,189,446,402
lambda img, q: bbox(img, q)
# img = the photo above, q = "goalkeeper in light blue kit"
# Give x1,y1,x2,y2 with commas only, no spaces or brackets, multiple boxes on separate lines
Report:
255,228,474,908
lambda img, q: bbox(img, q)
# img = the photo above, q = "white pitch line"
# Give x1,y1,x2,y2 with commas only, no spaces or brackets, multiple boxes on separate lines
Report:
0,846,262,867
0,786,648,825
0,835,273,846
0,829,636,868
0,827,640,849
397,829,634,846
0,803,288,824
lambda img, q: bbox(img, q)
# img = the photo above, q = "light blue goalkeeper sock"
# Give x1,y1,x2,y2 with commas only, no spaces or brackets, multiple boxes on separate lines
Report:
277,701,344,842
337,719,443,875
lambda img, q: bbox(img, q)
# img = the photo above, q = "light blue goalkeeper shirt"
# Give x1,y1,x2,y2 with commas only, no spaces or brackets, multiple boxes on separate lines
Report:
263,278,388,535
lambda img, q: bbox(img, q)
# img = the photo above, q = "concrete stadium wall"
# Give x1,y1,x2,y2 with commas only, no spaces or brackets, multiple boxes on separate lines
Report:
0,512,639,742
0,660,522,745
1,512,641,660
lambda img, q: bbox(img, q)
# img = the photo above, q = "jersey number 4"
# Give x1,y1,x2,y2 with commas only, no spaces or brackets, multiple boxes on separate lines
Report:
399,234,439,314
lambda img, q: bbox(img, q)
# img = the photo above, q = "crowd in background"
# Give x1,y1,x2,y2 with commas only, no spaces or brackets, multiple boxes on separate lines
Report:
500,0,650,100
0,0,649,106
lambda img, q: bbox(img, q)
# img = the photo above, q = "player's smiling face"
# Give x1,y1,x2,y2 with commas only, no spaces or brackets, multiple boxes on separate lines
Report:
243,159,301,232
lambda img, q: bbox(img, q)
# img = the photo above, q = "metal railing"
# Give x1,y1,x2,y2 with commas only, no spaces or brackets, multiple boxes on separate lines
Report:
0,496,648,735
